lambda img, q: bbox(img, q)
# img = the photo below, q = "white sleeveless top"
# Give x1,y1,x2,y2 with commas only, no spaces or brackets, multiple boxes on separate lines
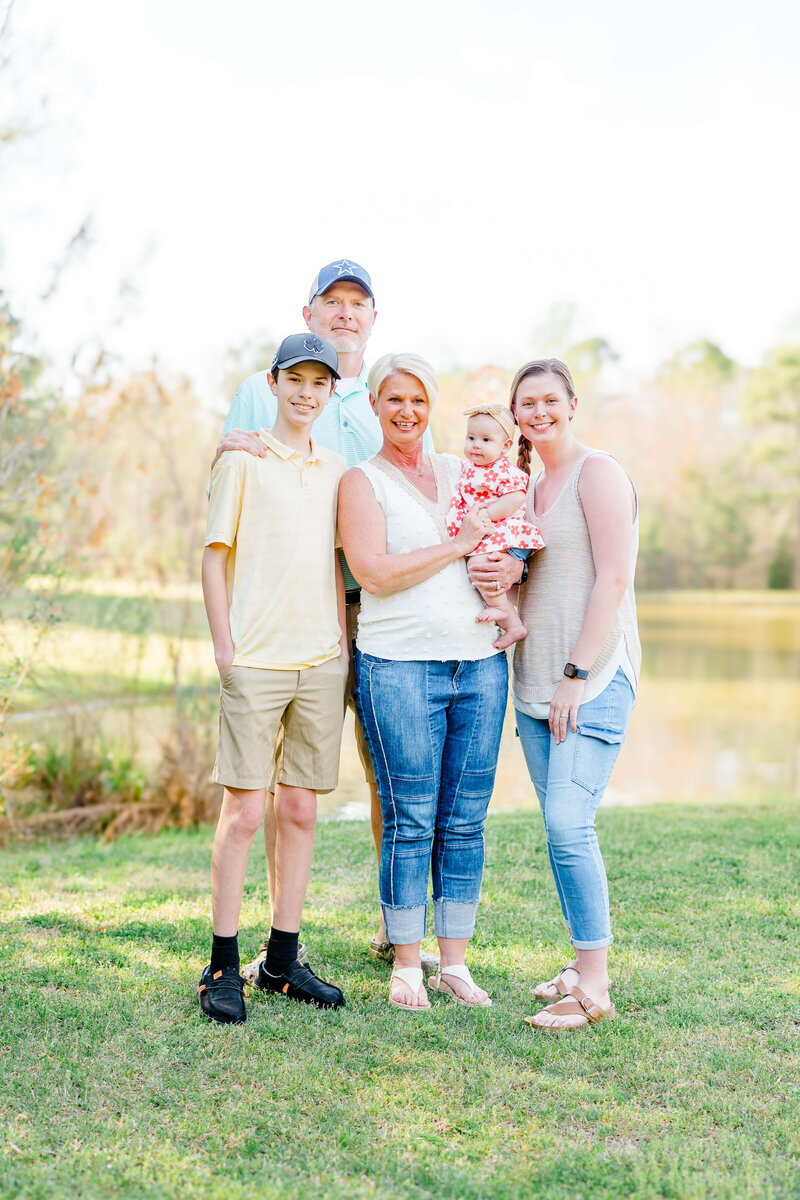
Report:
356,453,498,662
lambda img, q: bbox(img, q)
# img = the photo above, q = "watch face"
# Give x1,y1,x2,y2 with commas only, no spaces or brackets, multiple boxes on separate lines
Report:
564,663,588,679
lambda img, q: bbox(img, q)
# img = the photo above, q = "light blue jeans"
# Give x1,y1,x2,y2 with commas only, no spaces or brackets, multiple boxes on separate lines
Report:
355,651,508,945
514,668,635,949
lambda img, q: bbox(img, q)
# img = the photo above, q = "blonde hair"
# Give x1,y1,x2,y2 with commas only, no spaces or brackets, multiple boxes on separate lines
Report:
368,353,439,409
509,358,577,476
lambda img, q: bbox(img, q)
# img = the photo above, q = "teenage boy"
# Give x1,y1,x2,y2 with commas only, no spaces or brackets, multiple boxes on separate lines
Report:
199,332,348,1025
214,259,437,981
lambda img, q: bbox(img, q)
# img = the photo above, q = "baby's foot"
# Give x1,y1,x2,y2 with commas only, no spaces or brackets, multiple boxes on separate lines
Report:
491,619,528,650
475,606,506,624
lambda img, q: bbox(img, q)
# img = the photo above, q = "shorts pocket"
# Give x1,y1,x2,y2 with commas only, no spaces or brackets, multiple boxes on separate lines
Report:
220,663,238,690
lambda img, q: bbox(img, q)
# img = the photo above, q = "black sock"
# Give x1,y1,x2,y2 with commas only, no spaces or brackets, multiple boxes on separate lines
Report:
265,927,299,976
210,932,239,974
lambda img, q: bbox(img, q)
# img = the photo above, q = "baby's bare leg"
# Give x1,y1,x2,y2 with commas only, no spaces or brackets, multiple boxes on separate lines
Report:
469,554,527,649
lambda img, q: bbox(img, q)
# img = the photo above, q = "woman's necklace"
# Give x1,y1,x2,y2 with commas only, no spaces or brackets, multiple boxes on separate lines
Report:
382,451,426,477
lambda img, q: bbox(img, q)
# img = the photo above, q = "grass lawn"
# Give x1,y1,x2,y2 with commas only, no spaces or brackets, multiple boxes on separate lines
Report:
1,805,799,1200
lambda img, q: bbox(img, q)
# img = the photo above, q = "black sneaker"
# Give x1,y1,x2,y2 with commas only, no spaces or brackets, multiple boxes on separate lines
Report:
256,958,346,1009
197,965,246,1025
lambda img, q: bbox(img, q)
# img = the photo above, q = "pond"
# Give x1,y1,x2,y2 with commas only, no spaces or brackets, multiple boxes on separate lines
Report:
329,591,800,818
9,593,800,820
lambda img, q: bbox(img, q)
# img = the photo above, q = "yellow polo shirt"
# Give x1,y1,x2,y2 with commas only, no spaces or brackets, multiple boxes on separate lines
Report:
205,430,346,670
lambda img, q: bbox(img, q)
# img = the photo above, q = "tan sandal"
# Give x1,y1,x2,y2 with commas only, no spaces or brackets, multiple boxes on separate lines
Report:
388,966,430,1012
523,985,616,1031
427,963,492,1007
532,962,579,1000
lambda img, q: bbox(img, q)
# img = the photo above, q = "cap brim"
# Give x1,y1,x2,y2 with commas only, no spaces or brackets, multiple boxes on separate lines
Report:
273,354,340,380
313,276,375,303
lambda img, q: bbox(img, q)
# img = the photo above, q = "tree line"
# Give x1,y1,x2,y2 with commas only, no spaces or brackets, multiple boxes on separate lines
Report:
2,304,798,616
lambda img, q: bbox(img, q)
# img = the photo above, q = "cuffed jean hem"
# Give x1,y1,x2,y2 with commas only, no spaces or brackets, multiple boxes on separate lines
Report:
382,902,427,946
433,898,478,940
571,934,614,951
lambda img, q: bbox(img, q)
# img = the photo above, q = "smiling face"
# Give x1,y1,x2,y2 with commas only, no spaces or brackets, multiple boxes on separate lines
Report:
371,371,430,451
464,413,512,466
303,282,376,361
512,372,577,445
268,360,336,429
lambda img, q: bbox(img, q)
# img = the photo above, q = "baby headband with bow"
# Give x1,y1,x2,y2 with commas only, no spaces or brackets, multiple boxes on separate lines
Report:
462,403,516,440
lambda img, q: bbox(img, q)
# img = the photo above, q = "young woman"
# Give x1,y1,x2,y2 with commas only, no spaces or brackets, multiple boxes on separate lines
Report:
510,358,641,1030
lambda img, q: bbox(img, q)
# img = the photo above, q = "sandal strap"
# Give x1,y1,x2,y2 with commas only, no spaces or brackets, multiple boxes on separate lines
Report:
438,963,476,991
567,985,608,1023
537,985,610,1024
554,965,577,996
391,966,423,994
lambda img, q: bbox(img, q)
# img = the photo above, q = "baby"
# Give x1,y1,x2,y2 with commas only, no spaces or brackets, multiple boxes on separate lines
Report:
446,404,544,649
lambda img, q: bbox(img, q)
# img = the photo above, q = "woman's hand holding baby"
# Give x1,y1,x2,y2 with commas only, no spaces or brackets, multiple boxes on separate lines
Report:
454,504,492,555
467,550,524,593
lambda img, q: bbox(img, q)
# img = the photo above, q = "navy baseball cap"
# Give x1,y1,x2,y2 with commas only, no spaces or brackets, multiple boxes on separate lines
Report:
308,258,375,305
270,333,340,380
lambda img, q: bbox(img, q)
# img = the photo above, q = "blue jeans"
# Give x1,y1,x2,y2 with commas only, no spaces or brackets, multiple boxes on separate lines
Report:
514,668,635,950
355,651,508,945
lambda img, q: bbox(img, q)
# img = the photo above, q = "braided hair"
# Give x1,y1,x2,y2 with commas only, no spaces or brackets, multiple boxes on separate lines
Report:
510,358,577,476
517,430,533,477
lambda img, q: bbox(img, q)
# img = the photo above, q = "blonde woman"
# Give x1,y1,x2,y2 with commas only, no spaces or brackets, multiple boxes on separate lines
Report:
338,354,507,1012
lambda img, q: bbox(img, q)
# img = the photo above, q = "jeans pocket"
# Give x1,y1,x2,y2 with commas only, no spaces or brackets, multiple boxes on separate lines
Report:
576,670,634,741
571,671,633,795
571,724,626,794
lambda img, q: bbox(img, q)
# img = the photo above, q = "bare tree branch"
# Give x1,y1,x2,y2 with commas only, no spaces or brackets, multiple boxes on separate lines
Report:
0,0,16,45
41,216,96,301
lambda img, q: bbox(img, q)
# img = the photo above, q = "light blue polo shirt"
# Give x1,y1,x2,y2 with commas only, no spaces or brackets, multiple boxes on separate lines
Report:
221,364,434,592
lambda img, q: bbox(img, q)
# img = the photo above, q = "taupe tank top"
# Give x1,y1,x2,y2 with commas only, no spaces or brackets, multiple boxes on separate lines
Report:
512,451,641,705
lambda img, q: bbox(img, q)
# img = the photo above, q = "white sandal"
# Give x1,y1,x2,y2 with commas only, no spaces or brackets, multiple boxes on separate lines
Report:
388,966,430,1012
427,963,492,1007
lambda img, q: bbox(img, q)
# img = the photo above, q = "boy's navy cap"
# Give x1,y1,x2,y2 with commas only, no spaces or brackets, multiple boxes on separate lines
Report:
308,258,375,305
271,333,340,380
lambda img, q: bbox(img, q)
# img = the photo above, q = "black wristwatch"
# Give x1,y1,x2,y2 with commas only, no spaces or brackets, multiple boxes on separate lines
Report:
563,662,589,680
519,559,529,584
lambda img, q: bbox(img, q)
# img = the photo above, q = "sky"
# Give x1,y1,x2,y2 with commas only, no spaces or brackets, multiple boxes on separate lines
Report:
2,0,799,403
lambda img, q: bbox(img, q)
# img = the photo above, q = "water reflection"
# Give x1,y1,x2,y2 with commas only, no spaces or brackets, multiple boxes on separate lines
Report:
324,593,800,816
10,594,799,817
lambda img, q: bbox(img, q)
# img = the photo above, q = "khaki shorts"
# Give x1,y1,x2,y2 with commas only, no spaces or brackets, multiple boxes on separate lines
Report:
213,656,348,794
345,601,377,790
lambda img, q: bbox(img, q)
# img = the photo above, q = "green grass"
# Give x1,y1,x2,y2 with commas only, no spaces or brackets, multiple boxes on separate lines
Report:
2,806,799,1199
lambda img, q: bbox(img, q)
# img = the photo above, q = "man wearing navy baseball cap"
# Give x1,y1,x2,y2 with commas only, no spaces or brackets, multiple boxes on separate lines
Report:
212,260,437,986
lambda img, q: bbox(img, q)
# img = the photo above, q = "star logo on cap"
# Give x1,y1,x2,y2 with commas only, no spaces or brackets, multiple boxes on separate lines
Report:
303,336,324,354
333,258,356,276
